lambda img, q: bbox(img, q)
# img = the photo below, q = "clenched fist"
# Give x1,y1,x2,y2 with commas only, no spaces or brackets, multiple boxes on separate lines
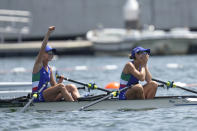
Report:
48,26,55,31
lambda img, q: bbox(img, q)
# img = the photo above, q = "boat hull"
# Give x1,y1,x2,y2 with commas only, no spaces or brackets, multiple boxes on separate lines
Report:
1,96,197,112
87,28,197,55
136,38,191,55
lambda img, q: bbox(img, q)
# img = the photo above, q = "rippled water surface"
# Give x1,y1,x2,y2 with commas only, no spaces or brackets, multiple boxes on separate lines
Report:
0,55,197,131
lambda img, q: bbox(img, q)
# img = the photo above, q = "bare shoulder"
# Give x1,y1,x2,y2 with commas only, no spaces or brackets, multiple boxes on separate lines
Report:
123,62,134,73
126,62,134,69
32,61,43,74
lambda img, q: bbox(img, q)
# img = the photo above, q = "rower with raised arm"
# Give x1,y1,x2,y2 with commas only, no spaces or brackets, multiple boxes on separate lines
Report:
32,26,80,102
119,46,158,100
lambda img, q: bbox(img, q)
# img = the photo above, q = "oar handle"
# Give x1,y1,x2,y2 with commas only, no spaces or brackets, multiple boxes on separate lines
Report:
56,76,88,86
56,76,87,86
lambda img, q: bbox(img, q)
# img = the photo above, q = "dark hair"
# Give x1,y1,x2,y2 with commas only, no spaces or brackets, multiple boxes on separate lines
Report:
129,54,135,59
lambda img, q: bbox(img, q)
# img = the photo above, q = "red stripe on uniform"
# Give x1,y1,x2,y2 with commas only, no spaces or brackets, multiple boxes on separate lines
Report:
32,87,38,92
120,84,126,88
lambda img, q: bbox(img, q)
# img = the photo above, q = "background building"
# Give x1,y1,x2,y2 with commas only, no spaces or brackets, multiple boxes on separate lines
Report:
0,0,197,40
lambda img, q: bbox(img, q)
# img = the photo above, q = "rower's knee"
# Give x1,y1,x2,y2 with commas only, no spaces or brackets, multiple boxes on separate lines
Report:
57,83,66,91
66,84,77,92
126,84,144,99
57,83,64,87
132,85,144,94
149,81,158,90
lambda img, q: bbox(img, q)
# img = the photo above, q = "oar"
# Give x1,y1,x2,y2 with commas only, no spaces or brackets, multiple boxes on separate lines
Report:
79,86,130,111
56,75,112,94
174,82,197,88
152,78,197,94
20,84,46,113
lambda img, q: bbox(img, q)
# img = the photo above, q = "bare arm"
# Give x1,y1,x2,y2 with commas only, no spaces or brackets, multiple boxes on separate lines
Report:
50,68,57,86
142,54,151,82
124,62,146,81
124,53,150,81
145,65,152,82
32,26,55,74
50,69,64,86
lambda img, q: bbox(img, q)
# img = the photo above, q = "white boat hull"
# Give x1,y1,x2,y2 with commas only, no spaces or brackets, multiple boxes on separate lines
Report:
87,28,197,55
1,96,197,112
86,28,136,54
135,37,197,55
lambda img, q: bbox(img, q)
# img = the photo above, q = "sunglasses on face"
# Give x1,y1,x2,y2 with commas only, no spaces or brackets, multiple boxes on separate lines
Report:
47,51,54,55
137,51,149,55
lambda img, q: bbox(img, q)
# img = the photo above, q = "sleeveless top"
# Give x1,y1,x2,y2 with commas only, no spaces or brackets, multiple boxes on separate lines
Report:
119,61,141,100
32,66,51,101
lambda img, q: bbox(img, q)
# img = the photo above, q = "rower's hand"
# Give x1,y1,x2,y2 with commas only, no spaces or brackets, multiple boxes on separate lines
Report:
48,26,55,32
58,75,64,83
141,54,149,66
144,53,149,61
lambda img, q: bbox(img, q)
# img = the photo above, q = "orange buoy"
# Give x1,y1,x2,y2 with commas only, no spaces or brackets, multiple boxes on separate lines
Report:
105,82,119,89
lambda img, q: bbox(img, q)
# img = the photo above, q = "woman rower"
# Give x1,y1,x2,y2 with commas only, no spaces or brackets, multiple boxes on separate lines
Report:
32,26,80,102
119,46,158,100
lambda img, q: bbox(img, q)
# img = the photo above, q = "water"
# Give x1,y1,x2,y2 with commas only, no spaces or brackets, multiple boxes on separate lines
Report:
1,55,197,131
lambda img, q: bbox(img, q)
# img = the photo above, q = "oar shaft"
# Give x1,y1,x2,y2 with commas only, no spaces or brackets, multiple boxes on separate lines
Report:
152,78,166,85
63,77,87,86
79,86,130,111
20,97,34,113
152,78,197,94
97,88,111,93
20,83,46,113
176,86,197,94
79,94,112,111
62,77,112,93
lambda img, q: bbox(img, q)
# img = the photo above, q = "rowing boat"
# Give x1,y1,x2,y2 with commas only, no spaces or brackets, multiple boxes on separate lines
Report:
1,95,197,112
1,78,197,112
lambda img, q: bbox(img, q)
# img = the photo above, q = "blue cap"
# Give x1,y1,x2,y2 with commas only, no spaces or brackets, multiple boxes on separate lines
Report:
131,46,150,58
45,45,56,53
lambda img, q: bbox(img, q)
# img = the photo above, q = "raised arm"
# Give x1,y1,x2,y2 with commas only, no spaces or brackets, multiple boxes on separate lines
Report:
32,26,55,74
124,53,149,81
142,54,152,82
126,62,146,81
145,65,152,82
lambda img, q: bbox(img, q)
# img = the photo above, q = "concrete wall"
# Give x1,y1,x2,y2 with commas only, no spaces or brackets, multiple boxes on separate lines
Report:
0,0,126,38
142,0,197,29
0,0,197,38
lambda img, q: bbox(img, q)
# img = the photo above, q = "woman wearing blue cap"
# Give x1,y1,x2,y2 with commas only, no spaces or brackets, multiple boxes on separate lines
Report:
32,26,80,102
119,46,158,100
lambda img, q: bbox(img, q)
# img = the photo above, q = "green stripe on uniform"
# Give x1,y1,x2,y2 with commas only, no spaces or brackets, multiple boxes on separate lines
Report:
32,72,40,82
121,73,130,81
